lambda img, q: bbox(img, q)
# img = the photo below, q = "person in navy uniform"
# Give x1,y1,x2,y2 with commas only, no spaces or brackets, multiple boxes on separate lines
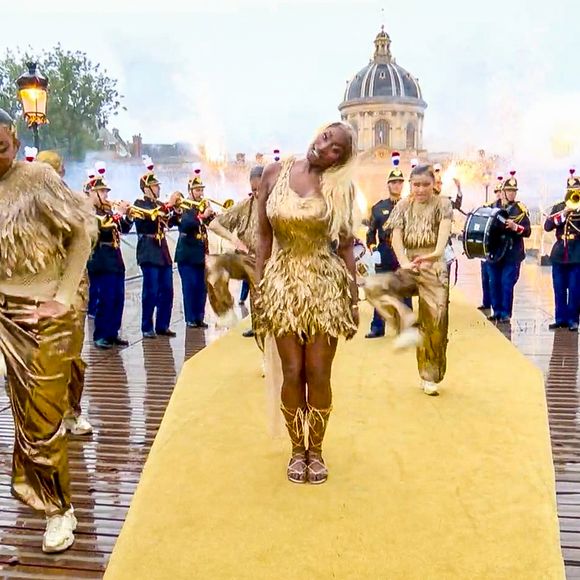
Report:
365,152,408,338
174,173,214,328
544,169,580,331
86,167,133,348
487,171,531,323
133,156,180,338
478,175,504,311
83,168,99,319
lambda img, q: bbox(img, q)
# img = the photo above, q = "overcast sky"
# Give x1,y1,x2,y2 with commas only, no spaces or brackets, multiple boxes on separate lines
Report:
4,0,580,171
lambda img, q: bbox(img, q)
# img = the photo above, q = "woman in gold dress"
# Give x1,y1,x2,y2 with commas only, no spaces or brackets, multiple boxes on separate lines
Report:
255,122,358,484
364,164,453,397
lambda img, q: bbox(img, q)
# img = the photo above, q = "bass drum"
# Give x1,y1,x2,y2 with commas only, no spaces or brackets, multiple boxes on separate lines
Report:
462,206,509,263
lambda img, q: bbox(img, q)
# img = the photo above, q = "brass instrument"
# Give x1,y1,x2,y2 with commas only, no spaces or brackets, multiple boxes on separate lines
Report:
126,204,164,221
207,198,235,210
566,188,580,212
174,193,235,213
543,188,580,219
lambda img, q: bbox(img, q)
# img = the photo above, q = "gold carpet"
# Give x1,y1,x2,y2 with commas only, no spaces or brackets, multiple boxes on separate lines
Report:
105,290,564,579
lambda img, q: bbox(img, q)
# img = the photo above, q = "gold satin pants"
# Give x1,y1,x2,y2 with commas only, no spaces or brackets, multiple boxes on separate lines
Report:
67,273,88,418
206,252,263,350
0,295,73,516
67,310,87,418
365,260,450,384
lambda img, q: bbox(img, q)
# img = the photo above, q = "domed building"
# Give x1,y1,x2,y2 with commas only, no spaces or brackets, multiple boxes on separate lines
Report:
339,26,427,157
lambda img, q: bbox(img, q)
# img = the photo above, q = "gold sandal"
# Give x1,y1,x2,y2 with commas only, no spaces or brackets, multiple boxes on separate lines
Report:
307,452,328,485
287,452,308,484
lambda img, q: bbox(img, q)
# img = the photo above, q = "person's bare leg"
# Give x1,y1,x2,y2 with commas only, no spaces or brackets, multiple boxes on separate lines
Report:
304,335,338,484
276,335,308,483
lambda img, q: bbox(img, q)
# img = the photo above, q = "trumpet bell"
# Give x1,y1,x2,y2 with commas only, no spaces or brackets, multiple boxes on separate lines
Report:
565,188,580,211
205,198,235,210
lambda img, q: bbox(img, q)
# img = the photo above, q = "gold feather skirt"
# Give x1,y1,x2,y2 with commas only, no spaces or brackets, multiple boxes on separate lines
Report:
256,159,356,343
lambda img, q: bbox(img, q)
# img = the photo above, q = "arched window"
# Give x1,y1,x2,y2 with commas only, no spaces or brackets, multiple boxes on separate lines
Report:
406,123,416,150
374,120,389,147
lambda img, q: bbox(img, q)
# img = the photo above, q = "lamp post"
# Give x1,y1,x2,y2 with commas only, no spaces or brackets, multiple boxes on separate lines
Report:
16,62,48,151
482,171,492,204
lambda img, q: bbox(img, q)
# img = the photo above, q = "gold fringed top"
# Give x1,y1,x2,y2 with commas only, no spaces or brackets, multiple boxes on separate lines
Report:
0,161,96,307
387,195,453,249
215,196,257,253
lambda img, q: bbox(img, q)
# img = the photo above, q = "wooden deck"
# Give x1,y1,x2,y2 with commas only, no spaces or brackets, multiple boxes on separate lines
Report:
0,259,579,578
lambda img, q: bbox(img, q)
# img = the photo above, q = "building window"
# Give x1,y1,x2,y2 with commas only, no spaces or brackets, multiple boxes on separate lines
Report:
379,71,386,79
406,123,416,149
374,120,389,147
350,120,358,136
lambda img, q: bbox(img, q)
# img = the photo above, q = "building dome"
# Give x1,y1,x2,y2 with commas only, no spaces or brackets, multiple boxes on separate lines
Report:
341,27,424,105
343,62,423,103
339,27,427,154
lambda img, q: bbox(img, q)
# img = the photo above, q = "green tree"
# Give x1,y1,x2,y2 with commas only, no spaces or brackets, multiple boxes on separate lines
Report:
0,45,126,159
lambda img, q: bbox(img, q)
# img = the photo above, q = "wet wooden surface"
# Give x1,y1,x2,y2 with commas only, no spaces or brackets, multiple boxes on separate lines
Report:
1,257,580,578
0,276,250,578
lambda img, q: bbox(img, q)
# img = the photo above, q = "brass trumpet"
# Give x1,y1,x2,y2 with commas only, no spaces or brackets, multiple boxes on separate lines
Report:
126,204,164,221
174,193,235,213
207,197,235,210
566,188,580,212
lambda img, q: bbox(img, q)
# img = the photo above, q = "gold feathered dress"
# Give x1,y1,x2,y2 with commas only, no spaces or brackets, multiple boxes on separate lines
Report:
256,158,356,342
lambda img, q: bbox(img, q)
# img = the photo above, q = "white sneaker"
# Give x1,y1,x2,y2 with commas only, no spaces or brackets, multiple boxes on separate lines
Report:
421,380,439,396
393,327,422,351
64,415,93,436
42,507,77,553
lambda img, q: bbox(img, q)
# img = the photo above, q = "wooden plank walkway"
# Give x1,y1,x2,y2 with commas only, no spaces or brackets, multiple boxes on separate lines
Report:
0,275,242,578
1,257,579,578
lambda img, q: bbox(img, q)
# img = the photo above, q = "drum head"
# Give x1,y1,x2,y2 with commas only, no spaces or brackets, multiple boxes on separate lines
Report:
462,206,509,262
485,208,509,263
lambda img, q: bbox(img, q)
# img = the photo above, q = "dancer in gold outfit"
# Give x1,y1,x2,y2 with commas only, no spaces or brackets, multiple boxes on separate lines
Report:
0,110,95,552
36,150,93,436
207,165,262,343
255,122,358,484
364,164,453,396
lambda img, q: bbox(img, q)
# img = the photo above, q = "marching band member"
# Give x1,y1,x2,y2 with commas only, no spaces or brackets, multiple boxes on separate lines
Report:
365,152,409,338
206,165,263,340
478,175,504,311
86,164,133,348
0,109,95,552
487,171,531,323
84,168,99,319
544,169,580,331
364,164,453,396
133,156,180,338
174,172,213,328
37,150,93,436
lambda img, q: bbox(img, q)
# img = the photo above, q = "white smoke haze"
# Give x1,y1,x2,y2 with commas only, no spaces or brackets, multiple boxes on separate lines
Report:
3,0,578,212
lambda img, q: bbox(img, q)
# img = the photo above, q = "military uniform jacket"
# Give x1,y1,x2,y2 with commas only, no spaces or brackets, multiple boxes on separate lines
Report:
134,198,178,267
366,198,401,271
544,201,580,264
87,210,133,275
174,207,207,266
494,199,531,263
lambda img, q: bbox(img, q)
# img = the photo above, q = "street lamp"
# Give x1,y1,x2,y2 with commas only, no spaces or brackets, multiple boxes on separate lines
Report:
16,62,48,151
482,171,492,204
